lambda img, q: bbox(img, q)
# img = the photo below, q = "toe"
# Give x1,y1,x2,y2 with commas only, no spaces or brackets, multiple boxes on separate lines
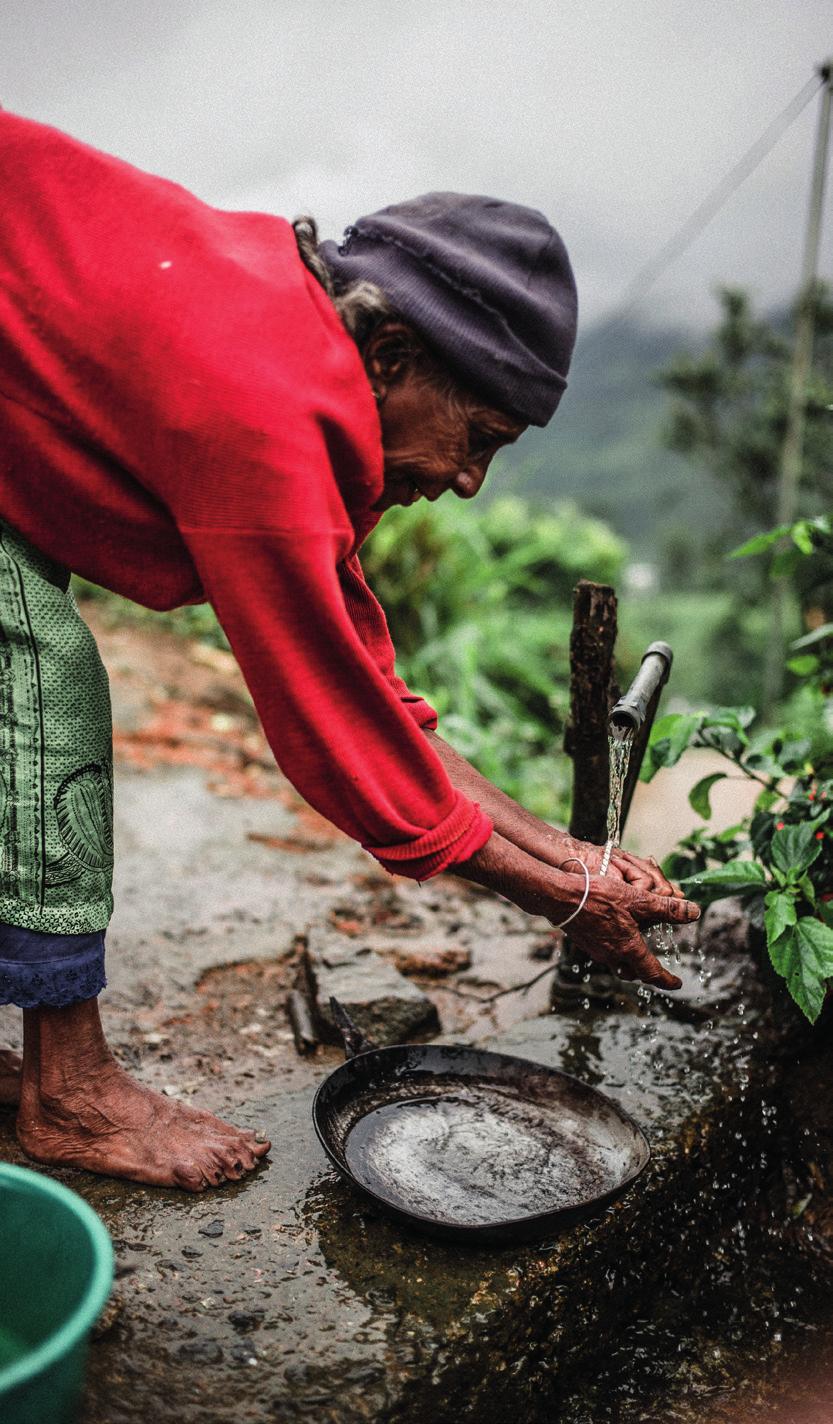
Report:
215,1141,254,1178
173,1160,210,1193
234,1143,258,1172
219,1156,245,1181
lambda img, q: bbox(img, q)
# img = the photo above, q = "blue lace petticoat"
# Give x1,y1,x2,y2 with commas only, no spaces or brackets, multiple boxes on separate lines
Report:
0,922,106,1008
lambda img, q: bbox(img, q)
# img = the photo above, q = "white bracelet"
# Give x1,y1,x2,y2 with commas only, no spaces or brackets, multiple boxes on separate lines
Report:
554,856,591,930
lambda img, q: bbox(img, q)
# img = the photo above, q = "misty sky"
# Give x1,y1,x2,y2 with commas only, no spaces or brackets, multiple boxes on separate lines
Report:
2,1,831,334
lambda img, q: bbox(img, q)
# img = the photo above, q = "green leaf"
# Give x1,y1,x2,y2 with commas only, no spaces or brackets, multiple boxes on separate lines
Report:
754,787,780,813
729,526,790,558
770,823,822,877
706,705,756,731
764,890,797,949
791,919,833,1023
792,521,817,555
767,922,829,1023
688,772,727,820
766,927,822,1021
786,654,820,677
768,925,796,980
641,712,702,781
687,861,767,888
681,860,767,906
655,712,702,762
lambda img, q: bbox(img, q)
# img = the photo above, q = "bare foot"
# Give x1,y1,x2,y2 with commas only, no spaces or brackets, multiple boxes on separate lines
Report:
17,999,271,1191
0,1049,22,1106
18,1061,270,1190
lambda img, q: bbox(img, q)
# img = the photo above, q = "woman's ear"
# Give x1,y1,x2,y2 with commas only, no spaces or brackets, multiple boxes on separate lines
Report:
362,322,419,404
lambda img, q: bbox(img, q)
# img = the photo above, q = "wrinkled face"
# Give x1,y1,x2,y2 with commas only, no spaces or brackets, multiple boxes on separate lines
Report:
365,324,527,512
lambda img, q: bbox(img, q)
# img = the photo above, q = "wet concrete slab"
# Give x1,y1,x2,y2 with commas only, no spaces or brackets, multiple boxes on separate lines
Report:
0,761,778,1424
0,1000,772,1424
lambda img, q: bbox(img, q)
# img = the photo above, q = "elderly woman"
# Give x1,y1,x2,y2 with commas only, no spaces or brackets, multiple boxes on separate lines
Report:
0,112,698,1192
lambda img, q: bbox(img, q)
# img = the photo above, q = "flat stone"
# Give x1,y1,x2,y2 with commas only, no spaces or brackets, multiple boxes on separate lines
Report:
302,934,439,1046
381,944,472,978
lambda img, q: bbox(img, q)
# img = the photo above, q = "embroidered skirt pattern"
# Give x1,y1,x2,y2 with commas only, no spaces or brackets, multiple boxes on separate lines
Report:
0,523,114,935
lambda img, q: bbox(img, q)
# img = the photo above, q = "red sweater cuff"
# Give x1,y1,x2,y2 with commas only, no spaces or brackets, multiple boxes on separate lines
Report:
399,695,439,732
367,793,492,881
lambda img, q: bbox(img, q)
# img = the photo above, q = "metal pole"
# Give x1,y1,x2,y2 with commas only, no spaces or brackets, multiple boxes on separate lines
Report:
763,60,833,711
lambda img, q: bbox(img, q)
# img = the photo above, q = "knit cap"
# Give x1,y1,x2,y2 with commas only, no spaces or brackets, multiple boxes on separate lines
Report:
320,192,578,426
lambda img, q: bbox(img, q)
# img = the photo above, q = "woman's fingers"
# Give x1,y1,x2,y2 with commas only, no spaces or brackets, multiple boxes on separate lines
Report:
572,920,683,991
610,856,654,891
632,951,683,991
613,850,682,898
568,879,694,990
631,891,700,926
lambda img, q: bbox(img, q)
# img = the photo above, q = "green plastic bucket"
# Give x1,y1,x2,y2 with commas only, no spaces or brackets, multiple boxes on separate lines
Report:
0,1163,114,1424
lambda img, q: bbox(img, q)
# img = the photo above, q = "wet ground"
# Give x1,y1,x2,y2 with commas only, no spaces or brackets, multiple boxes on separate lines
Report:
0,611,830,1422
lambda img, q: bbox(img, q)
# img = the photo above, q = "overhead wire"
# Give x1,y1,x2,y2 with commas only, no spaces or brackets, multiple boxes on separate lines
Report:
578,71,825,360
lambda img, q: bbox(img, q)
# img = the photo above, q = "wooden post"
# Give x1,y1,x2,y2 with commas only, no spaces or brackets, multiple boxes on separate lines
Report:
559,581,620,985
564,580,619,844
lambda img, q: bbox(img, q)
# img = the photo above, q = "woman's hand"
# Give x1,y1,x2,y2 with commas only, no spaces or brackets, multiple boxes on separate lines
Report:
564,876,695,991
551,833,682,899
455,832,699,991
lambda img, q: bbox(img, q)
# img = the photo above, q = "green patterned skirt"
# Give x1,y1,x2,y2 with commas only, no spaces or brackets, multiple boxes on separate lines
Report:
0,524,114,934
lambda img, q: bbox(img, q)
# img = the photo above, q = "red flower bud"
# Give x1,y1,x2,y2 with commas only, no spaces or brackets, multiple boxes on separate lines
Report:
776,821,786,830
815,830,826,840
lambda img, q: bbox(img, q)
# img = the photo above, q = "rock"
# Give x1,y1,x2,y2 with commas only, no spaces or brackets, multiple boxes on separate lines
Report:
302,935,439,1045
198,1219,224,1239
229,1309,264,1332
230,1339,258,1365
697,897,752,956
382,945,472,979
177,1340,224,1364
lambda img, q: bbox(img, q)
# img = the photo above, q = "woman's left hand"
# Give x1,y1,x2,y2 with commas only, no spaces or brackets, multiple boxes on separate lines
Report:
552,835,683,898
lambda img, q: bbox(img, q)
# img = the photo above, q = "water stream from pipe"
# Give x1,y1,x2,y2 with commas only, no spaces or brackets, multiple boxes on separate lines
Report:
599,728,633,877
600,726,676,963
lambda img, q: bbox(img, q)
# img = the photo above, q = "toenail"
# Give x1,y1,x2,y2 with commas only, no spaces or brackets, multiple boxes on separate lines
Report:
255,1131,267,1143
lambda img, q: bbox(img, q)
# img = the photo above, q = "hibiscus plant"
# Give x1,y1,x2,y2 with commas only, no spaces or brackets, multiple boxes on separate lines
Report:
641,515,833,1022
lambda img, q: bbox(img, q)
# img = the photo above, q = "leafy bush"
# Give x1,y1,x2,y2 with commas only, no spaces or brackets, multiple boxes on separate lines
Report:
642,515,833,1021
363,496,627,820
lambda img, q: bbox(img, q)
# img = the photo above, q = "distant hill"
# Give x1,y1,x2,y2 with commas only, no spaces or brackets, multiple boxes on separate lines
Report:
494,316,733,559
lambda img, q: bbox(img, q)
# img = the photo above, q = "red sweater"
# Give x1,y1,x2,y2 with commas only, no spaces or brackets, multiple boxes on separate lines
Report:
0,113,492,879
